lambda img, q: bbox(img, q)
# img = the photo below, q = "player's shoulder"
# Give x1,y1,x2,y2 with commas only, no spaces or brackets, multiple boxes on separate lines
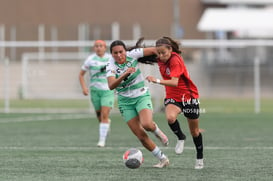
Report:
170,52,184,64
85,53,97,62
107,56,115,67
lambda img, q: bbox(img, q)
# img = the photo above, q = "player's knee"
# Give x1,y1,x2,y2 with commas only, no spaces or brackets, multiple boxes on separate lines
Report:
166,114,177,124
141,122,154,132
100,114,109,122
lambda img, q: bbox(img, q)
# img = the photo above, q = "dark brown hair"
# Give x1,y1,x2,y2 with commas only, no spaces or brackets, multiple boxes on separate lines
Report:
110,40,126,53
155,36,182,54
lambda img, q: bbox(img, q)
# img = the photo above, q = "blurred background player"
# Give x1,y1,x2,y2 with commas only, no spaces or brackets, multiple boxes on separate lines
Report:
106,38,169,168
79,40,115,147
146,36,204,169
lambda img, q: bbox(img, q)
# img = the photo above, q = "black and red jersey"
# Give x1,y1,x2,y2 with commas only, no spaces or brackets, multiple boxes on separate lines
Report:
157,52,199,102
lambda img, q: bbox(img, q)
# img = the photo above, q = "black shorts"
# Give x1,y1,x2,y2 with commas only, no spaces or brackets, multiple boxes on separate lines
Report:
164,98,200,119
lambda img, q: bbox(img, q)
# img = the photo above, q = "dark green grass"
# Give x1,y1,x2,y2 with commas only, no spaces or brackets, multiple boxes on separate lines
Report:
0,112,272,181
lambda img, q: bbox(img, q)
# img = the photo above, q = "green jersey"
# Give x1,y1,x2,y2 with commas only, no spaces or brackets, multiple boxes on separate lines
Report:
106,48,149,98
81,53,111,91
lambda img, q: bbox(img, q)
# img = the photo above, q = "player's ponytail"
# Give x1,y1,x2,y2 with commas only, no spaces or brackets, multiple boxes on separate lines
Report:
137,54,157,65
130,37,158,65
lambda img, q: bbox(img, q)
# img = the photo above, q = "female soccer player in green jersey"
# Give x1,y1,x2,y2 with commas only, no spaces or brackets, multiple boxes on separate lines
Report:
106,39,169,168
79,40,115,147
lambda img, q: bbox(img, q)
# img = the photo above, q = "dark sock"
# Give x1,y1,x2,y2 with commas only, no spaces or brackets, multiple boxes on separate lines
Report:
168,120,186,140
193,133,203,159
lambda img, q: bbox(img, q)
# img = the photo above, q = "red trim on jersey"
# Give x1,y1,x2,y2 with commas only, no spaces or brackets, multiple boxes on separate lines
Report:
157,52,199,102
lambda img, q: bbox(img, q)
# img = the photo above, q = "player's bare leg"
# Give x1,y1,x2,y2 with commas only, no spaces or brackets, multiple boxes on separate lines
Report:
127,116,169,168
138,109,169,146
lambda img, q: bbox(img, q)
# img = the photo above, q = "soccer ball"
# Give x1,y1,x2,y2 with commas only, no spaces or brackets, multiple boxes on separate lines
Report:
123,148,144,169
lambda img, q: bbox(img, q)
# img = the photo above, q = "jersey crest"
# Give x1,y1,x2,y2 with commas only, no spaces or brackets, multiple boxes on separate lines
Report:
166,67,171,75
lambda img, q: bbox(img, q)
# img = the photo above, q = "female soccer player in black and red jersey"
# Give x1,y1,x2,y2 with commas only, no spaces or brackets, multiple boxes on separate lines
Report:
146,36,204,169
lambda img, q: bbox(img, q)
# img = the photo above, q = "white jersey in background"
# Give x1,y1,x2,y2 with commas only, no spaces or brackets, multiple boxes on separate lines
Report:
81,53,111,91
106,48,149,98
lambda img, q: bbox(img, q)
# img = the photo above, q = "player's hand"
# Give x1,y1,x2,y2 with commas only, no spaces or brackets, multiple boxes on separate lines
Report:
123,67,135,81
82,88,89,96
126,67,136,74
146,76,156,83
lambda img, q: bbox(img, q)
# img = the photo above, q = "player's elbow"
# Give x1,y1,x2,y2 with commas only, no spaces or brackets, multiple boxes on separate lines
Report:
107,77,117,90
170,79,179,87
107,82,115,90
79,74,83,81
173,82,179,87
169,81,178,87
79,71,85,79
108,85,115,90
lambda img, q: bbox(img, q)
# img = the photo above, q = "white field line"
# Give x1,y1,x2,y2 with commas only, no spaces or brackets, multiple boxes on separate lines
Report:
0,146,272,151
0,114,95,123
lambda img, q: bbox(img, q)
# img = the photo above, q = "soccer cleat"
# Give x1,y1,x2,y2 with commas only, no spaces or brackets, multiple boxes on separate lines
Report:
97,140,105,147
155,130,169,146
194,159,204,169
153,158,170,168
175,140,185,154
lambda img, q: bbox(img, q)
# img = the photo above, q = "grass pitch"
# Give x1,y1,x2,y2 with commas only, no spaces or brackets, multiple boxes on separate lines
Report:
0,111,272,181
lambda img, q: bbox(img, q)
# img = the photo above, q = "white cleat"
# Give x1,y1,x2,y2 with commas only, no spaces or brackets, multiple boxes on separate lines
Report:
97,140,105,147
175,140,185,154
194,159,204,169
153,158,170,168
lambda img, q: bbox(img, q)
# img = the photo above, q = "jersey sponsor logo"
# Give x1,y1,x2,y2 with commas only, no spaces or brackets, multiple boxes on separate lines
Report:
125,61,133,67
100,66,106,72
116,68,122,74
